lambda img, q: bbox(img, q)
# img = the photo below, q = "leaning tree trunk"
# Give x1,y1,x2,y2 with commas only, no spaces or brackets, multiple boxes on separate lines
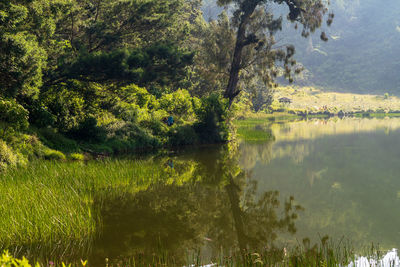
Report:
224,1,259,108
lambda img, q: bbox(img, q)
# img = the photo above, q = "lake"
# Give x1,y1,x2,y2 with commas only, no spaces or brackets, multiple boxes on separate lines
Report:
2,117,400,265
238,117,400,249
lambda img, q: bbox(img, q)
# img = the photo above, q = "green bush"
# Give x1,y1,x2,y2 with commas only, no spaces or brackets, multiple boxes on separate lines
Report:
168,125,199,146
125,125,161,151
70,153,85,161
25,99,55,128
40,86,86,131
0,140,18,170
8,134,46,160
119,84,155,108
159,89,197,119
139,117,169,138
38,128,79,153
44,149,66,161
194,94,230,144
67,117,107,143
0,98,29,130
113,102,140,123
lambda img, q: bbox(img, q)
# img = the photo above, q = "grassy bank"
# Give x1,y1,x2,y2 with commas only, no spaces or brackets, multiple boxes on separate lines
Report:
0,159,180,260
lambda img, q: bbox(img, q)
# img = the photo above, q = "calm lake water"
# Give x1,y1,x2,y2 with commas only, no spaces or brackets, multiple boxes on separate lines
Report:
6,117,400,265
238,118,400,249
85,117,400,265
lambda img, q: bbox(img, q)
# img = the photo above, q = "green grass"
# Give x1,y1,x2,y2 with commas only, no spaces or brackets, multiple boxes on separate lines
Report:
236,113,302,124
2,240,393,267
236,126,275,142
0,159,172,260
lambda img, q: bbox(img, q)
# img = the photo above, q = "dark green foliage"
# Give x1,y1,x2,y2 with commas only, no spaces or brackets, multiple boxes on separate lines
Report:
168,125,199,146
37,128,79,153
57,44,194,89
195,94,230,143
67,117,107,143
102,122,162,153
0,0,233,162
24,100,55,128
0,98,29,131
0,1,47,98
40,86,86,131
0,32,46,98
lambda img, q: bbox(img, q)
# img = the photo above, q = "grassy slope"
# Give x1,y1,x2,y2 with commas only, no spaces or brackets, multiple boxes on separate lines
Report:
272,86,400,114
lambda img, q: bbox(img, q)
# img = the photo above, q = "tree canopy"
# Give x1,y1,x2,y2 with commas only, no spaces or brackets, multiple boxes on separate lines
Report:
0,0,335,159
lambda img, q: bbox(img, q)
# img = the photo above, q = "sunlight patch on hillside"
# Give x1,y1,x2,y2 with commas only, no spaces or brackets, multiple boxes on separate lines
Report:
274,86,400,113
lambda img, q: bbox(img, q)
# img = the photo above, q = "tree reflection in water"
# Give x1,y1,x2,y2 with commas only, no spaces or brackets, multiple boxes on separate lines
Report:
89,142,303,265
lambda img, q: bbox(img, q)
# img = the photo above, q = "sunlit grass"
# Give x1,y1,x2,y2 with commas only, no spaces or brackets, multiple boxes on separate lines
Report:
236,126,275,142
0,159,168,259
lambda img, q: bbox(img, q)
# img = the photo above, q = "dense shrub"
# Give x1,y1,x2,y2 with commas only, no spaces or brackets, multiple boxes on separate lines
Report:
40,87,86,131
38,128,79,153
168,125,199,146
0,140,18,170
194,94,230,144
159,89,198,119
43,149,66,161
70,153,85,161
102,120,161,152
8,134,46,160
25,99,55,128
67,117,107,143
119,84,157,109
139,117,169,138
117,123,161,150
113,102,141,123
0,98,29,130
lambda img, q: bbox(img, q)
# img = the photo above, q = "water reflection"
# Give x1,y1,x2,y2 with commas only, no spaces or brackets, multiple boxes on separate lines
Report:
239,117,400,250
6,117,400,265
89,143,303,265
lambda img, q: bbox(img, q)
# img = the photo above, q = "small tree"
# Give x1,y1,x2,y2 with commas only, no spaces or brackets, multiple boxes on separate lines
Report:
384,93,389,100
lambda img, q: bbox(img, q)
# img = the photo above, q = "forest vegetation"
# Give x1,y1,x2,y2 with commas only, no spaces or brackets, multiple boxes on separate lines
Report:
2,0,400,265
0,0,335,170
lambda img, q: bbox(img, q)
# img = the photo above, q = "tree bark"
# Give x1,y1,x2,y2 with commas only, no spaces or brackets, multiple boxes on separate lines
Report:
224,1,259,108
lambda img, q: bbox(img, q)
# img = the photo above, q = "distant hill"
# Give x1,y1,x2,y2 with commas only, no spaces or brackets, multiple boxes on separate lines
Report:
201,0,400,95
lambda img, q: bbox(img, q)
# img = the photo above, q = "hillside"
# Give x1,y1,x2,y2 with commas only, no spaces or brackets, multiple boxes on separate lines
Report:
273,86,400,113
202,0,400,95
